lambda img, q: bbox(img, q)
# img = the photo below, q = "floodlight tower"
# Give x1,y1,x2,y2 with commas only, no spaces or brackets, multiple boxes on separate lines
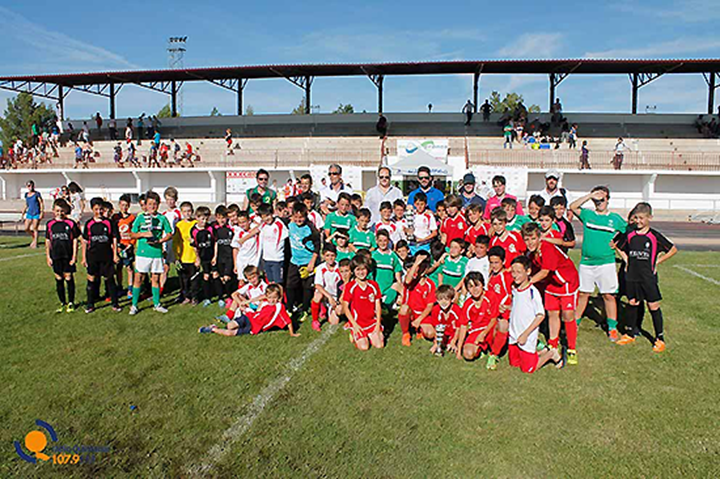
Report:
167,36,187,116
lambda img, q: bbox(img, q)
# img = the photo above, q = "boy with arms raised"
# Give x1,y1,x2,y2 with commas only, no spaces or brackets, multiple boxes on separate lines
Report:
615,202,677,352
83,197,121,313
341,256,384,351
46,198,81,312
130,191,173,315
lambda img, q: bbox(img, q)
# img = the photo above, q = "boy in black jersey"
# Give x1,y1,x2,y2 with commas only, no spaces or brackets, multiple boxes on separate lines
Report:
46,198,81,312
615,202,677,352
550,196,576,251
191,206,215,306
212,205,236,305
82,197,120,313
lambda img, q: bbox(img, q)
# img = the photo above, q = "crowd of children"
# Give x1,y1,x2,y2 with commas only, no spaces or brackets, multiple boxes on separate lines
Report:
44,172,678,374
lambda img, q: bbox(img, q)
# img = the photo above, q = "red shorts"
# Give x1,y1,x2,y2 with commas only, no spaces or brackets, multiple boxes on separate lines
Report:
508,344,539,373
544,291,577,312
420,317,456,339
347,322,382,342
465,326,493,348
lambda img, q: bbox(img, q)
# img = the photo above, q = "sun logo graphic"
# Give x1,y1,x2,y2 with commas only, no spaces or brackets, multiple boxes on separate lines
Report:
14,419,57,463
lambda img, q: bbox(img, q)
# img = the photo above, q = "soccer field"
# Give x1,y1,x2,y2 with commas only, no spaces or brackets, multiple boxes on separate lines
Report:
2,235,719,478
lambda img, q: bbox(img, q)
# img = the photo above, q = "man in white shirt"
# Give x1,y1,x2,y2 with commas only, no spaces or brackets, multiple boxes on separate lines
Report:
365,166,403,225
319,164,351,203
535,169,567,207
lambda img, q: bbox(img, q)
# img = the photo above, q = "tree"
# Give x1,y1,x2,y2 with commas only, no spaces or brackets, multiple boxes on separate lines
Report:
292,97,308,115
245,105,255,116
488,91,540,114
0,92,55,148
157,104,173,118
332,103,354,114
210,107,222,116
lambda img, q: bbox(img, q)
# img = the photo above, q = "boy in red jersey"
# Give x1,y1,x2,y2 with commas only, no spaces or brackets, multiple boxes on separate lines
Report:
439,194,467,247
464,203,491,256
341,256,384,351
420,284,462,356
457,271,497,364
522,223,579,365
398,250,437,346
489,208,526,268
199,284,299,337
485,246,513,369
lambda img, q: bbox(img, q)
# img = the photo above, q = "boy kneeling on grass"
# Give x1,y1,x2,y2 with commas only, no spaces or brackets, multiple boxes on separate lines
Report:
199,283,299,337
420,284,462,357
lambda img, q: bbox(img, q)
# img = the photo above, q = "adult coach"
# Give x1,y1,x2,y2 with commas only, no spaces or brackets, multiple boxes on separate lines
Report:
536,169,567,206
365,166,403,224
459,172,486,210
483,175,523,220
245,169,276,213
570,186,627,341
319,164,351,203
21,180,44,249
408,166,444,212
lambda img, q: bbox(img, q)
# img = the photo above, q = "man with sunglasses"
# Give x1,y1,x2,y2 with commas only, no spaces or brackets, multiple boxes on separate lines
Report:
408,166,444,213
320,164,351,203
570,186,627,341
365,166,403,224
245,169,277,214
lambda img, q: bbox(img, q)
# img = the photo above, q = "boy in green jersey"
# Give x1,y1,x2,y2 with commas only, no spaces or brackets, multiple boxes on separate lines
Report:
349,208,376,251
502,197,531,232
570,186,627,340
129,191,173,315
371,230,402,307
324,192,357,237
439,238,469,293
332,229,354,262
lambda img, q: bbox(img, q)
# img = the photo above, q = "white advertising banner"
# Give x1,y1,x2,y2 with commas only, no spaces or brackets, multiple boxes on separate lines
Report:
470,166,529,200
397,139,449,160
226,171,257,195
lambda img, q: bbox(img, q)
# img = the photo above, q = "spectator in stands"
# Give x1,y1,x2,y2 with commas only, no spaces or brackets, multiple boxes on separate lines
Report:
246,169,277,213
428,104,433,113
459,172,486,210
94,113,102,136
580,140,590,169
481,99,492,121
376,114,388,138
483,175,523,220
81,122,90,143
320,164,352,203
613,137,627,170
137,114,145,144
109,118,117,141
408,166,444,212
225,128,234,155
569,123,578,149
365,166,403,224
153,129,161,149
125,121,133,144
535,170,567,207
462,100,474,126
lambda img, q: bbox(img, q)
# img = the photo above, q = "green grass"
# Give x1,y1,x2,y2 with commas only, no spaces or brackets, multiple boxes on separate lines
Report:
2,235,719,478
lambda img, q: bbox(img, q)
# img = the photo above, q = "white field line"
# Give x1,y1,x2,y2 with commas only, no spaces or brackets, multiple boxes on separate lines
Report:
0,252,44,262
675,264,720,267
187,323,340,476
675,266,720,286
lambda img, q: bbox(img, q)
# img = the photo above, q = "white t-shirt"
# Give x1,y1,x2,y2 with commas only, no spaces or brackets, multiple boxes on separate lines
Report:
231,226,260,276
163,208,181,233
319,182,352,203
375,220,404,245
466,256,490,287
237,280,268,313
308,210,325,232
508,284,545,353
413,211,437,241
258,218,288,262
314,262,342,298
70,192,85,221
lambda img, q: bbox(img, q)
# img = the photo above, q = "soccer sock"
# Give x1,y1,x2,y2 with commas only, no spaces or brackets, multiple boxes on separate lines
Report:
202,279,211,301
86,280,97,307
398,312,410,334
491,330,508,356
213,277,224,299
106,277,118,307
223,279,234,298
311,301,321,323
132,287,141,307
564,320,578,350
55,279,66,304
625,304,639,336
548,336,560,349
151,286,160,306
607,318,618,331
637,301,646,330
650,308,664,341
66,277,75,304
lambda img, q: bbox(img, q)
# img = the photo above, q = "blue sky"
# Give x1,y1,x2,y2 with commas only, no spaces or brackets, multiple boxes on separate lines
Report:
1,1,719,119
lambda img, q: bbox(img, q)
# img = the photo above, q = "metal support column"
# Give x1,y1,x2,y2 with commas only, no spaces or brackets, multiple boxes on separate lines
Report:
237,79,243,115
171,81,178,117
304,76,311,114
549,73,556,111
109,83,116,119
708,72,716,115
631,73,639,114
473,71,480,112
58,85,65,120
378,75,384,114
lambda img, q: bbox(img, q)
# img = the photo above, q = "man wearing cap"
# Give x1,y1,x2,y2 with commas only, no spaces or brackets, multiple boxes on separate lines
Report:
408,166,445,212
365,166,403,224
459,172,486,210
536,169,567,206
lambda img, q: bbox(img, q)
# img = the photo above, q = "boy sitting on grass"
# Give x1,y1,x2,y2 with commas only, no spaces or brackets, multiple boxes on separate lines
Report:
420,284,462,357
216,265,268,323
199,284,299,337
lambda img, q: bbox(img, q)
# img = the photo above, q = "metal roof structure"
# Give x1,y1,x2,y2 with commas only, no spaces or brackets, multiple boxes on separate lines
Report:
2,59,719,117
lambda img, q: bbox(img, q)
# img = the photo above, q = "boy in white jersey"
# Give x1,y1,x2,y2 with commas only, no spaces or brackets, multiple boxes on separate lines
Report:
311,244,343,331
407,192,437,255
375,201,403,245
216,265,267,323
161,186,181,293
235,203,288,284
231,210,259,283
507,256,562,373
301,192,325,234
466,235,490,286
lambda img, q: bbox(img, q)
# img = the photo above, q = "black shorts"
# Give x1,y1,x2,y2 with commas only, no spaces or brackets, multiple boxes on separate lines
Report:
87,260,115,278
200,261,214,276
215,260,234,278
626,278,662,303
119,244,135,267
51,257,76,276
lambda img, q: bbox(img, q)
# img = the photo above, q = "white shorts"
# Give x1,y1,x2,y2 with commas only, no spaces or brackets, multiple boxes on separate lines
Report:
135,256,165,274
579,263,619,294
